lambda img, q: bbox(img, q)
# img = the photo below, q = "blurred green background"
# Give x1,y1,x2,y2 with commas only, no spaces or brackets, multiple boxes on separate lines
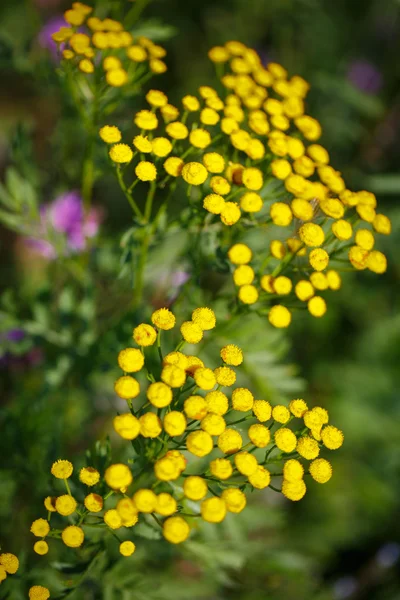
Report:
0,0,399,598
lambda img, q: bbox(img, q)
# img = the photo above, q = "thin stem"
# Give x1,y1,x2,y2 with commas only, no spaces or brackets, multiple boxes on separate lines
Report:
116,166,143,220
157,329,163,362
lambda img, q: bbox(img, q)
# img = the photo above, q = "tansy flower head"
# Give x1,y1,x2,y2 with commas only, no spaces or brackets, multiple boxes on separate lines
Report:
51,459,73,479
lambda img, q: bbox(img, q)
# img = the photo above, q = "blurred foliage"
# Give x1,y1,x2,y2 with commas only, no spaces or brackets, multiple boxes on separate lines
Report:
0,0,399,599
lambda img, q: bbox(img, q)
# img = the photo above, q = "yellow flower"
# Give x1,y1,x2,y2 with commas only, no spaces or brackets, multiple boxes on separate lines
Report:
210,175,231,195
299,223,325,247
231,387,254,411
309,458,332,483
205,390,229,415
308,296,327,317
151,136,172,157
192,307,216,330
201,413,226,435
203,193,225,214
273,276,292,295
28,586,51,600
252,399,272,422
163,411,187,436
186,430,213,456
33,541,48,556
242,167,263,191
166,121,189,140
147,381,173,408
139,412,163,437
367,250,387,274
201,497,227,523
118,348,144,372
155,493,177,516
194,367,216,390
240,192,263,213
238,284,258,304
133,489,157,512
275,428,297,453
295,280,314,301
179,321,203,344
104,509,122,529
104,463,133,490
163,516,190,543
221,488,246,513
120,541,136,556
146,89,168,107
181,162,208,185
79,467,100,486
321,425,344,449
99,125,121,144
289,399,308,418
103,56,122,71
210,458,233,479
248,423,271,448
348,245,369,270
218,428,243,454
283,459,304,482
189,128,212,148
133,136,152,154
373,213,391,235
51,459,73,479
182,95,200,111
248,465,271,489
150,58,167,73
214,366,236,386
233,265,254,286
62,525,84,548
113,413,141,440
164,156,184,177
184,395,208,419
282,479,306,501
297,436,320,459
135,161,157,181
203,152,225,173
64,8,86,26
126,45,147,61
183,476,208,500
114,375,140,400
0,553,19,574
56,494,77,516
228,243,252,265
326,270,341,290
309,248,329,271
271,159,292,180
332,219,353,240
235,452,258,476
268,305,291,328
272,405,290,424
84,493,103,512
270,202,292,226
134,110,158,130
109,143,133,163
291,199,314,221
220,202,241,225
106,68,128,87
133,323,157,346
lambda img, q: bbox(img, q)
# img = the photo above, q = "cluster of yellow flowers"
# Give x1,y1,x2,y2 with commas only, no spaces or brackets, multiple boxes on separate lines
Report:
100,40,390,326
51,2,167,86
30,306,343,572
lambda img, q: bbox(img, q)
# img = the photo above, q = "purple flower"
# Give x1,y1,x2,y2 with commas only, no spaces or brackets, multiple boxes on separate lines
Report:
38,15,68,58
347,60,382,94
26,191,102,259
6,329,25,343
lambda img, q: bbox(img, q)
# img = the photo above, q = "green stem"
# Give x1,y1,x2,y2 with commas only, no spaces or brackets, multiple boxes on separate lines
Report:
116,166,143,220
157,329,163,362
